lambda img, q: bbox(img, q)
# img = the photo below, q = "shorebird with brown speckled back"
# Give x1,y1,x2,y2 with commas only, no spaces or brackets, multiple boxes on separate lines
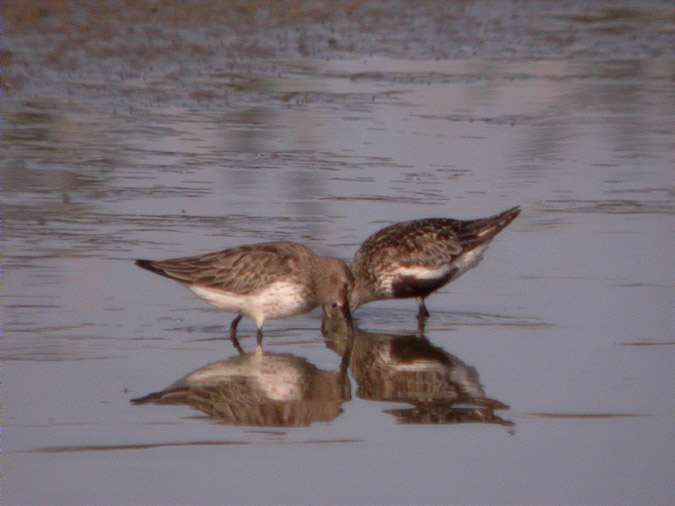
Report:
131,349,353,427
349,207,520,323
136,241,354,352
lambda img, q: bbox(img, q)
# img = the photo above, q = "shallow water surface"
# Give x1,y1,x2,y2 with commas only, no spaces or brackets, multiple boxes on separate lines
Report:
2,2,674,505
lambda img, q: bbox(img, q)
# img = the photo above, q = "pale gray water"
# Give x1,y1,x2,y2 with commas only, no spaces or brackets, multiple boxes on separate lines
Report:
2,2,674,505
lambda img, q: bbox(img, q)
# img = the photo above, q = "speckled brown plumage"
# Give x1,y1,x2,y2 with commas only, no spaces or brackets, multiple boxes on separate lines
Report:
131,351,352,427
322,324,512,426
137,242,317,295
350,206,521,318
136,241,353,351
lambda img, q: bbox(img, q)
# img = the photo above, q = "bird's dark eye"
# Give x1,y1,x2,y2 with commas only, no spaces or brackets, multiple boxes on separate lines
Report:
331,303,338,308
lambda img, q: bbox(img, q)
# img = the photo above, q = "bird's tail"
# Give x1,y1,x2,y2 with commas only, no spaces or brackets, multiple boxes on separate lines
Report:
130,391,165,405
130,388,186,405
135,259,164,275
135,258,191,283
456,206,521,249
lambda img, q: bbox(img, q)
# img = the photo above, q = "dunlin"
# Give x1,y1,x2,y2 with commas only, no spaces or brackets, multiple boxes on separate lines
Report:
136,241,354,351
322,321,511,426
131,350,352,427
349,207,520,321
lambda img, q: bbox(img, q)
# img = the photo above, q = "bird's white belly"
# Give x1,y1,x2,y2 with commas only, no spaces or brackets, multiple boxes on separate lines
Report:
175,355,305,401
375,244,490,294
254,364,304,401
380,265,455,292
190,281,313,327
395,265,455,280
189,286,245,312
247,281,314,324
451,244,488,277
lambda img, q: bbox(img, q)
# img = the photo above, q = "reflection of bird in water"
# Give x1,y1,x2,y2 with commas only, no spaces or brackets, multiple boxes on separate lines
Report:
131,349,352,427
350,207,520,326
135,241,353,352
323,317,512,426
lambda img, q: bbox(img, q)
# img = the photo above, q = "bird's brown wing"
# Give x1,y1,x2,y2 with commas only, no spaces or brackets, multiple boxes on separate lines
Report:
137,242,313,294
353,219,464,281
353,207,520,280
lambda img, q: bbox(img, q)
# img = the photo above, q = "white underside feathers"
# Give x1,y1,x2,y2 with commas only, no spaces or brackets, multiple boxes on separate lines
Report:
190,281,313,327
394,264,456,280
451,244,488,277
377,244,489,294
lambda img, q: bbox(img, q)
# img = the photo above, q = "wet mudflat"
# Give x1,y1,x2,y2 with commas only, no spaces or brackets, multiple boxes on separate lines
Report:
2,1,674,505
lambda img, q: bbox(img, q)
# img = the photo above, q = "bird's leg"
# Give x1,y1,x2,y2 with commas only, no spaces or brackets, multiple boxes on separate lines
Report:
229,314,242,338
417,313,428,338
229,314,244,355
416,298,429,338
416,297,430,319
337,332,355,397
255,326,264,354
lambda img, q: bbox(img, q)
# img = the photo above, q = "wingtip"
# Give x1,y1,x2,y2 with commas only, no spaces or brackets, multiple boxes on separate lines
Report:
130,392,158,405
460,206,521,246
496,206,521,225
135,258,160,274
503,205,521,218
134,257,190,283
131,388,186,405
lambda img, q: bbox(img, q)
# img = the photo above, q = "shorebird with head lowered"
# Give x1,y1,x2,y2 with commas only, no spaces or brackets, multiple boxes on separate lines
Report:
136,241,354,352
349,206,521,324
